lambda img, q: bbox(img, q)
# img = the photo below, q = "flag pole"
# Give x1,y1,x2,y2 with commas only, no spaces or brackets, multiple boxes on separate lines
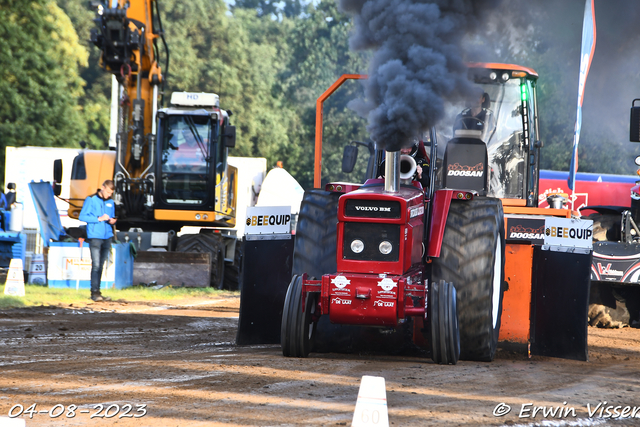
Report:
568,0,596,212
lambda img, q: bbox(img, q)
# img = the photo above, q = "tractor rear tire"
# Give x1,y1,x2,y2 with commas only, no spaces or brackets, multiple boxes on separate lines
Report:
429,280,460,365
281,275,317,357
292,190,340,277
431,197,505,362
176,233,225,289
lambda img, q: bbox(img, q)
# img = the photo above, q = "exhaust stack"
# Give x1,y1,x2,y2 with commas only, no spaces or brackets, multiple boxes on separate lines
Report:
384,151,400,193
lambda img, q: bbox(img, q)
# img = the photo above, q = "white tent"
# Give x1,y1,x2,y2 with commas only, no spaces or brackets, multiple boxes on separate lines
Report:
256,167,305,214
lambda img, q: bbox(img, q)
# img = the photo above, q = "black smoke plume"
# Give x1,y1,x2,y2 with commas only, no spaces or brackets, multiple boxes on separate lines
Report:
340,0,501,152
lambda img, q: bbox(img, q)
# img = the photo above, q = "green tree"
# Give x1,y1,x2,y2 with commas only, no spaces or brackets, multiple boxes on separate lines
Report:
57,0,112,149
53,0,372,189
232,0,303,19
275,0,371,188
0,0,89,170
158,0,295,169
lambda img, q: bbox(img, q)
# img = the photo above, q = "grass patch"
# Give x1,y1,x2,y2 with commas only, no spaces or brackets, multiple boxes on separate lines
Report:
106,285,230,301
0,284,234,309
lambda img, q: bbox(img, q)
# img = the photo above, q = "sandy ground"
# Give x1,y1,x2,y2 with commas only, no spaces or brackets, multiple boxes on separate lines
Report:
0,295,639,427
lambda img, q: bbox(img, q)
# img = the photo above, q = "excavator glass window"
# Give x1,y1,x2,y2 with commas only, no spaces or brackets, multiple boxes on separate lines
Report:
159,114,214,206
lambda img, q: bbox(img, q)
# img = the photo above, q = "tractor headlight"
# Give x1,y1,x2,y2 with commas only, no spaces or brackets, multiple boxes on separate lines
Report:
351,239,364,254
379,241,392,255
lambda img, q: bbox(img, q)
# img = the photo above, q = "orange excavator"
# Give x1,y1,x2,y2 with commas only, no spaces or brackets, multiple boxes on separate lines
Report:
54,0,240,289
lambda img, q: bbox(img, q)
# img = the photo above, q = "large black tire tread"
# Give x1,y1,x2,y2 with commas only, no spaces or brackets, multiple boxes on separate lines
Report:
431,197,505,362
176,233,225,289
430,280,460,365
292,190,341,277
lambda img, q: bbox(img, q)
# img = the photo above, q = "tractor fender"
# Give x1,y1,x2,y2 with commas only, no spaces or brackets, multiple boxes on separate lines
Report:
427,189,474,258
427,189,454,258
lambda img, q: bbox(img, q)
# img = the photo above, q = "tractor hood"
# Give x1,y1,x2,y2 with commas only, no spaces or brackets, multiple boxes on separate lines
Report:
29,181,65,246
337,182,424,223
336,181,425,275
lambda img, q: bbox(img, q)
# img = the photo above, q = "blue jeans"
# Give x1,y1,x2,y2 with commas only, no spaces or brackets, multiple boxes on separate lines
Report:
89,238,112,295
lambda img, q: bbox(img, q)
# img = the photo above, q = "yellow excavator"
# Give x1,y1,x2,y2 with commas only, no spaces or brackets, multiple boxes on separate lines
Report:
53,0,240,289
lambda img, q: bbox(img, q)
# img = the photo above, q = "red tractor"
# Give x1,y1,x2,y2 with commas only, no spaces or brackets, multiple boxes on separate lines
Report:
281,68,516,364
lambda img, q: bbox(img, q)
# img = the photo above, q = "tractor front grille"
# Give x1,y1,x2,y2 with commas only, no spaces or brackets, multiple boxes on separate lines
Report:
342,222,400,262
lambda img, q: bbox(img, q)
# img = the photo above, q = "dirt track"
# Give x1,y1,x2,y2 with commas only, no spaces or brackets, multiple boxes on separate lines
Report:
0,295,639,427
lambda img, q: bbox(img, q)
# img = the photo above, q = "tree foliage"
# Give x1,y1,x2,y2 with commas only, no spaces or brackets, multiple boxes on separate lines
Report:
3,0,637,194
57,0,112,150
233,0,303,19
276,0,370,187
0,0,88,171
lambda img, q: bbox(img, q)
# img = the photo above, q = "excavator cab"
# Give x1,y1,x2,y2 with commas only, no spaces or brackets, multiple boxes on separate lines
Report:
153,92,237,229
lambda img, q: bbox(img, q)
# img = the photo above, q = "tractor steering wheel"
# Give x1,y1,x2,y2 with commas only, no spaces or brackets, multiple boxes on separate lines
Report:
458,116,485,131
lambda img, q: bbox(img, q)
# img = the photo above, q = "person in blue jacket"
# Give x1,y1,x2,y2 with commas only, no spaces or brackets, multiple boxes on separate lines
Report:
79,180,117,301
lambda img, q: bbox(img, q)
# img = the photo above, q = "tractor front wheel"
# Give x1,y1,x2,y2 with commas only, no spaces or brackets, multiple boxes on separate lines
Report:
281,275,317,357
429,280,460,365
